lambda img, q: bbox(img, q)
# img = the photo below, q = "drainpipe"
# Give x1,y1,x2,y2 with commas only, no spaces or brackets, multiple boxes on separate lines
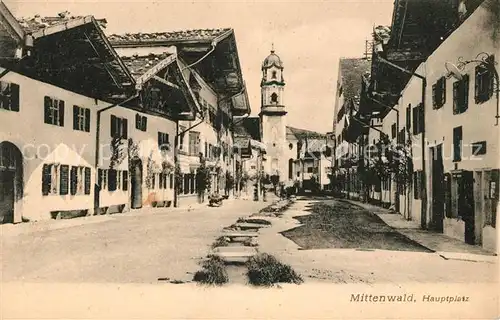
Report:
93,93,139,215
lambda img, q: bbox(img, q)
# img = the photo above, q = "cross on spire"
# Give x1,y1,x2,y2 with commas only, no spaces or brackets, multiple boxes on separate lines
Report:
271,43,275,53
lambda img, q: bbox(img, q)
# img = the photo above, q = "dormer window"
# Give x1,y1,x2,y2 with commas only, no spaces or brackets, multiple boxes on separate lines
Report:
271,93,278,103
272,71,277,79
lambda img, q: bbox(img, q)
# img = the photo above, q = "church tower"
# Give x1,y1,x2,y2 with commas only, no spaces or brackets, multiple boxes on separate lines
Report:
260,47,287,181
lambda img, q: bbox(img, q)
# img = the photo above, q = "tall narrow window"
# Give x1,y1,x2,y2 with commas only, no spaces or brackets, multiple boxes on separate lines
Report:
60,165,69,195
42,164,52,195
453,74,469,114
158,132,170,151
475,55,495,104
453,126,463,162
110,115,128,139
270,93,278,103
84,167,91,195
432,76,447,109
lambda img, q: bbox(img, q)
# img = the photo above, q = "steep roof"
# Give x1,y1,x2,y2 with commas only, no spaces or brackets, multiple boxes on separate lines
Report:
108,28,232,44
121,52,174,80
234,117,261,141
338,58,371,106
18,12,107,34
286,126,326,140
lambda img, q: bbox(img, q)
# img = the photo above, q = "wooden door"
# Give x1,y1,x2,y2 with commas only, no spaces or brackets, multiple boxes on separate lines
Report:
0,170,15,223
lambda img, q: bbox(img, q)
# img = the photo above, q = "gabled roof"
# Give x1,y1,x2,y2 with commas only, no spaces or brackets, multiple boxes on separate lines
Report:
121,52,174,80
109,28,250,115
338,58,371,107
234,117,260,140
0,5,135,101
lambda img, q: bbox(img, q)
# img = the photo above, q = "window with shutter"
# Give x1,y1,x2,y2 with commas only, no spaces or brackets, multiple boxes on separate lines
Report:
122,171,128,191
418,103,425,133
70,166,78,195
60,165,69,195
111,115,117,137
58,100,65,126
122,118,128,139
108,169,117,191
475,56,495,104
73,106,90,132
42,164,52,195
412,105,419,135
44,97,64,126
0,81,20,112
135,114,141,130
453,126,463,162
84,167,91,195
453,75,469,114
391,123,397,139
158,132,170,151
406,105,411,129
433,77,446,109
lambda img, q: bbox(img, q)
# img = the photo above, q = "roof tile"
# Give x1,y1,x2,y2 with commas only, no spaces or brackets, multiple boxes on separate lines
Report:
108,28,232,43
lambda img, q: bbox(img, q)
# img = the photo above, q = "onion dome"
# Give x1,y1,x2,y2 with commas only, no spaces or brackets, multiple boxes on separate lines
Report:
262,50,283,69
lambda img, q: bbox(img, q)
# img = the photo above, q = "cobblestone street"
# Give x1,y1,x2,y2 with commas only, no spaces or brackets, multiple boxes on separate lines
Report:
0,199,269,283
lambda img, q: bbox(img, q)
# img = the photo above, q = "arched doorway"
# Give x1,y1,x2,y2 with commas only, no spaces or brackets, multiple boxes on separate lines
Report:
130,158,143,209
0,141,23,224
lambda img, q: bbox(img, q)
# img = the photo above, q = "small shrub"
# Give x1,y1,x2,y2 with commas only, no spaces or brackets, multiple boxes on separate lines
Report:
212,236,230,248
246,253,303,286
193,255,229,285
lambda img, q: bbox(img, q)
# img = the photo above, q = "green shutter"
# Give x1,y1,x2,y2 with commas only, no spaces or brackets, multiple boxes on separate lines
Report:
42,164,51,195
60,165,69,195
122,171,128,191
122,118,128,139
110,115,117,137
44,96,52,124
10,83,19,112
73,105,79,130
108,169,117,191
84,108,91,132
70,166,78,195
58,100,65,126
84,167,91,195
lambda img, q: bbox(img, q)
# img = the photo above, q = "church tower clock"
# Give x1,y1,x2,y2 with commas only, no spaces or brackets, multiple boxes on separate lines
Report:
260,47,287,182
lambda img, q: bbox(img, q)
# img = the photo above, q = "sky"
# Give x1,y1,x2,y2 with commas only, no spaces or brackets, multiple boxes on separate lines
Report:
6,0,394,133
